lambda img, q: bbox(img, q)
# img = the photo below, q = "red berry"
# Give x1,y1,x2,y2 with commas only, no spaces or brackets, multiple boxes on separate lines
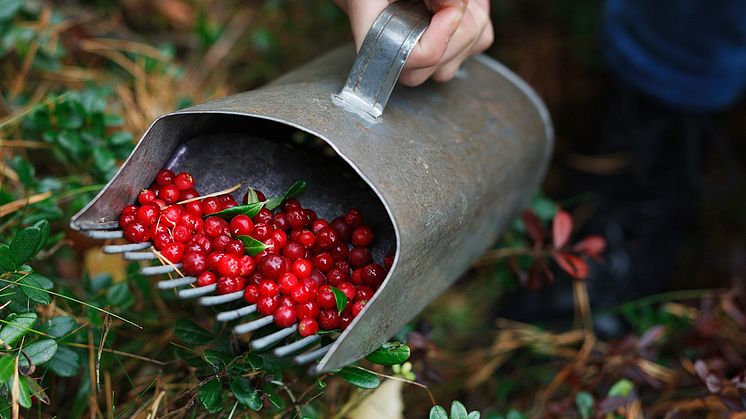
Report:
340,308,353,330
258,255,288,280
219,194,237,207
296,300,320,319
204,216,229,238
330,217,352,242
308,269,328,287
217,276,245,294
151,223,169,237
249,271,263,286
257,295,279,315
311,219,329,234
238,255,255,277
230,214,254,236
136,204,160,226
286,208,306,230
179,213,204,233
153,231,173,249
297,230,315,248
184,200,203,217
291,258,313,279
251,223,272,241
243,284,260,303
172,224,192,243
162,206,182,224
138,189,156,205
271,229,287,249
255,190,266,201
119,212,136,229
225,239,244,256
216,253,240,277
122,205,138,216
273,212,289,231
318,309,341,330
186,234,212,254
124,222,150,243
335,260,351,273
197,271,217,287
351,268,363,285
182,251,207,275
298,318,319,337
337,282,356,301
305,209,317,226
212,235,231,252
281,241,305,260
151,198,167,210
351,300,367,317
326,267,348,286
158,184,181,204
361,263,386,287
277,272,299,295
384,254,395,271
356,286,374,302
273,306,297,328
155,169,175,186
312,253,334,272
202,197,222,215
352,226,375,247
173,172,195,190
331,243,349,261
348,246,371,268
161,242,185,263
316,285,337,309
263,237,279,254
316,227,339,251
283,198,301,211
278,295,295,307
344,208,364,227
254,208,273,225
258,279,280,297
180,188,199,201
290,283,314,303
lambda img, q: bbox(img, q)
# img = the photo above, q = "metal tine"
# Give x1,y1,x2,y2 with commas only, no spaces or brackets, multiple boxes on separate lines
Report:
273,334,320,357
199,290,243,306
103,242,151,254
140,263,182,276
86,230,124,239
157,276,196,289
294,343,332,365
178,284,216,298
233,316,274,335
124,251,157,261
250,325,297,351
217,305,257,322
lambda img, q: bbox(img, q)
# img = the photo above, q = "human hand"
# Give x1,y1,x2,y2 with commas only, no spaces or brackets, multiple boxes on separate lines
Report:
334,0,493,86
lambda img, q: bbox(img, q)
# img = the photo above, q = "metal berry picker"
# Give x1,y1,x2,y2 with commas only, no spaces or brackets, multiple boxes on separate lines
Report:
69,1,553,373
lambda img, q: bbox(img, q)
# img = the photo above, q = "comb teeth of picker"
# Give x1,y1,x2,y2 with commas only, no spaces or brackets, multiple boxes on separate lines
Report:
87,231,331,369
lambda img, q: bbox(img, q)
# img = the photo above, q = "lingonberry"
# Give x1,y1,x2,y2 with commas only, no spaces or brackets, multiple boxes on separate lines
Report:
282,198,301,211
340,308,353,330
251,223,272,241
348,246,372,268
326,267,348,286
243,189,266,204
187,234,212,254
151,223,169,237
277,272,299,295
179,188,199,201
337,282,357,301
230,214,254,236
172,224,192,243
119,212,136,229
298,318,319,337
242,285,260,303
316,227,338,251
330,217,352,242
274,306,297,328
290,283,314,303
312,253,334,272
202,197,222,215
311,219,329,234
335,260,351,273
151,198,167,210
344,208,364,227
289,229,302,241
161,242,185,263
136,204,160,226
249,271,263,286
216,253,240,277
352,225,375,247
173,172,195,190
316,285,337,309
257,295,279,315
278,295,295,308
212,235,231,252
162,205,183,224
138,189,156,205
271,229,287,249
124,222,150,243
356,286,374,302
254,208,273,225
197,271,217,287
297,230,315,248
185,200,203,217
361,263,386,287
204,216,229,238
351,268,363,285
158,184,181,204
182,251,207,275
219,194,237,207
291,258,313,279
238,255,255,276
351,300,367,317
258,254,288,280
331,243,349,261
263,237,279,254
318,309,341,330
258,279,280,297
286,208,306,230
155,169,175,186
122,205,138,216
281,241,305,260
225,239,244,256
305,209,317,226
308,269,328,287
179,213,204,233
217,276,245,295
255,249,272,260
153,231,173,249
383,254,395,271
296,300,320,319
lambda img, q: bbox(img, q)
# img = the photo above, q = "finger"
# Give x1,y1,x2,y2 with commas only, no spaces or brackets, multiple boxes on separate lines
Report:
339,0,392,49
405,6,465,70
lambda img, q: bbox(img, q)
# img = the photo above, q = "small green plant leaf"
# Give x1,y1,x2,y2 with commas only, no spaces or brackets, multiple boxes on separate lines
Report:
107,282,133,306
575,391,594,419
330,286,348,315
0,244,16,272
0,356,14,383
468,412,481,419
608,378,634,397
337,366,380,389
366,341,410,366
264,181,307,210
451,401,469,419
199,378,223,413
13,375,33,408
41,316,77,338
32,220,50,255
19,274,52,304
48,346,80,377
174,319,213,345
429,405,448,419
245,188,259,204
506,409,526,419
24,376,50,404
213,201,265,218
230,377,262,411
10,226,42,265
0,312,38,346
236,235,269,257
19,339,58,367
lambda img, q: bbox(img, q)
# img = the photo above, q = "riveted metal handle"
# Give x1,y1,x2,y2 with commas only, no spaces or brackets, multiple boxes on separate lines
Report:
334,1,431,119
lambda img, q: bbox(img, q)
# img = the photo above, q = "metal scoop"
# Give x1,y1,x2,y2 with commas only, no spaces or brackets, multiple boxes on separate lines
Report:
70,1,553,373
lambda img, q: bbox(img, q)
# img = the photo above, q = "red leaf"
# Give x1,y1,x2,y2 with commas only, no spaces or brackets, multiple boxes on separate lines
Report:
521,210,544,245
552,209,573,248
552,252,589,280
572,235,606,260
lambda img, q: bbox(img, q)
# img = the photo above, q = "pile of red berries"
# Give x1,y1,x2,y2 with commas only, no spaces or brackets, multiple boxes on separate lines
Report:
118,169,393,337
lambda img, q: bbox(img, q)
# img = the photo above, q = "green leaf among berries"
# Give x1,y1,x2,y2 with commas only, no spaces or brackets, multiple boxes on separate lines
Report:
365,341,410,366
236,235,269,257
264,180,307,211
330,286,348,315
337,366,380,389
199,378,223,413
213,201,265,218
230,376,262,411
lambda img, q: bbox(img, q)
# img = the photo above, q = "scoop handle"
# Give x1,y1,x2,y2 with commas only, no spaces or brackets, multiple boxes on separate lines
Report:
335,1,431,119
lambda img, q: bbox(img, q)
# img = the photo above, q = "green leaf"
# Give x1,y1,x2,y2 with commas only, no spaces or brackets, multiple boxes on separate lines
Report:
505,409,526,419
608,378,634,397
19,274,51,304
25,376,50,404
10,226,42,265
236,235,269,257
107,282,132,306
174,319,213,345
330,286,348,315
429,405,448,419
199,378,223,413
13,375,32,408
468,412,481,419
0,312,37,346
245,188,259,204
230,377,262,411
40,316,77,338
451,401,469,419
32,220,50,255
575,391,594,419
19,339,58,367
213,201,265,218
337,366,380,389
0,356,14,383
0,244,16,272
365,341,410,366
48,346,80,377
0,0,23,22
93,148,116,174
0,394,9,419
264,181,307,210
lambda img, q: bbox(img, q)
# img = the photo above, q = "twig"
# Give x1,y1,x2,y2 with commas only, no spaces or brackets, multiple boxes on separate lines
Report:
177,183,242,204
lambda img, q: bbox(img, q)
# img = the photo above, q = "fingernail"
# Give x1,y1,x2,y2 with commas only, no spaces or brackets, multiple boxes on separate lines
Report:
448,8,464,39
